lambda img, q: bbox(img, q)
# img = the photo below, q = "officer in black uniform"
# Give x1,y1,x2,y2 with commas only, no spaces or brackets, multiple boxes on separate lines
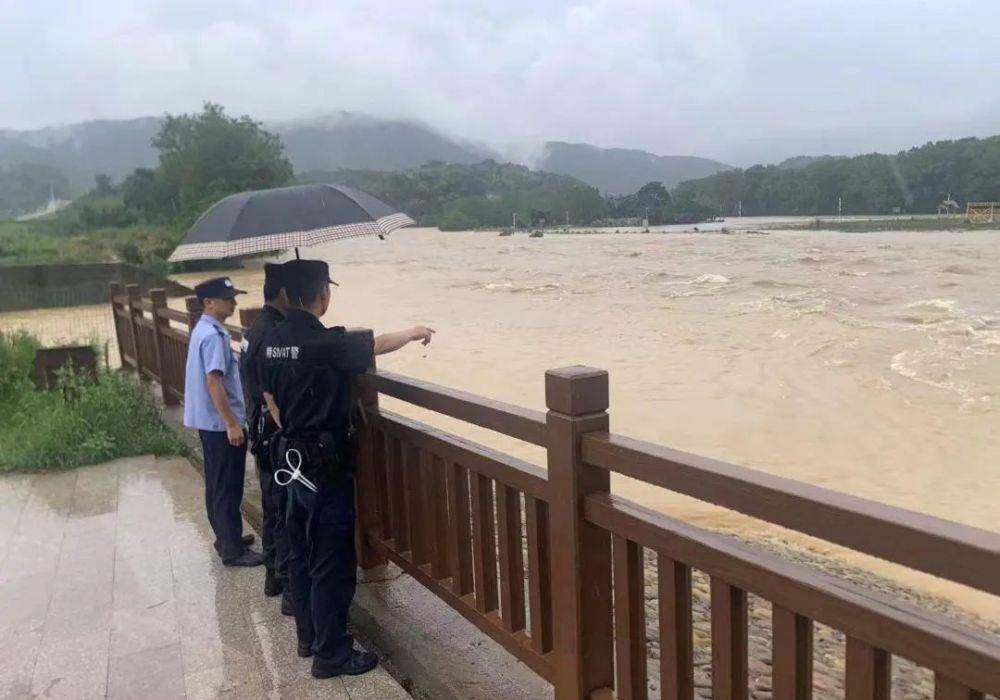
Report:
239,262,293,606
261,259,433,679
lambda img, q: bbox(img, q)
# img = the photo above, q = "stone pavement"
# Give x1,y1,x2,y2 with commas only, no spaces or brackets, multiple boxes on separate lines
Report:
0,455,410,700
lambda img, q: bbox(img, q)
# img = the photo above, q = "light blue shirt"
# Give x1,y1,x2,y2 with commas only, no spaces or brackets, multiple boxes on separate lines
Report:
183,314,246,431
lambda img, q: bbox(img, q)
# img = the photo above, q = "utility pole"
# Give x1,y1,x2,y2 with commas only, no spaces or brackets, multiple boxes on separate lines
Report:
838,196,843,221
566,211,570,227
737,200,742,217
513,212,518,230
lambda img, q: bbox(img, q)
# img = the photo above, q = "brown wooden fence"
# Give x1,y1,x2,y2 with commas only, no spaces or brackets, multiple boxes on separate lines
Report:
111,283,1000,700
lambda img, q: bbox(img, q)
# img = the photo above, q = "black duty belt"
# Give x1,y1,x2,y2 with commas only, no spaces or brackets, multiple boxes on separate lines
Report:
270,433,351,491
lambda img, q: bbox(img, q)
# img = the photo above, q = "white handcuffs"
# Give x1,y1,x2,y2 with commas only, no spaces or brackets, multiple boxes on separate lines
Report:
274,447,318,492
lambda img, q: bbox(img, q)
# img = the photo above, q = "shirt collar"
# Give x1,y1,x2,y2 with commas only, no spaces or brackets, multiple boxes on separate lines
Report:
199,313,229,335
285,308,325,330
262,303,286,321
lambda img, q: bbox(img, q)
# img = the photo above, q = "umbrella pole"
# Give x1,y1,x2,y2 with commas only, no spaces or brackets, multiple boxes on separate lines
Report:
295,247,300,259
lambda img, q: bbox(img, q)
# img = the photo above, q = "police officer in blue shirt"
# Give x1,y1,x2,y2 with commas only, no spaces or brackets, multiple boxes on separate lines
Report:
184,276,264,568
261,259,433,678
239,263,294,601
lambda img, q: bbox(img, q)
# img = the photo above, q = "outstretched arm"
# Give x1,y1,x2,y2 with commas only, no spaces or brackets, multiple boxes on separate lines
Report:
374,326,435,356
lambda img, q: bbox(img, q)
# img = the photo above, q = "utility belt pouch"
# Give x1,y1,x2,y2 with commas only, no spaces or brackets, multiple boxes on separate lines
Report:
249,410,279,457
272,433,350,487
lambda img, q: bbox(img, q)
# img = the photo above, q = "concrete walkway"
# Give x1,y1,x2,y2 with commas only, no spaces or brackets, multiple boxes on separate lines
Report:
0,455,410,700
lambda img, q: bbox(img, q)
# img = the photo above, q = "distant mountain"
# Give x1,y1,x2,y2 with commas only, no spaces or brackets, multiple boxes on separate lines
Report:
273,113,493,172
0,113,494,206
540,141,733,195
0,118,161,192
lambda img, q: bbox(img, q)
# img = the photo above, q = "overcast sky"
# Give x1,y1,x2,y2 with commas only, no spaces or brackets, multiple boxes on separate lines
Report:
3,0,999,165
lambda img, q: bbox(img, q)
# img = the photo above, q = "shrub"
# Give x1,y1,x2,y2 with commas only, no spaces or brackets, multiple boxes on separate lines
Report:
0,331,38,404
0,333,184,472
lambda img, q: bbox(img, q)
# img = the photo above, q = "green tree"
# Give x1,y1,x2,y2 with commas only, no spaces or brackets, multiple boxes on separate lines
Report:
127,102,293,225
675,135,1000,216
93,173,114,196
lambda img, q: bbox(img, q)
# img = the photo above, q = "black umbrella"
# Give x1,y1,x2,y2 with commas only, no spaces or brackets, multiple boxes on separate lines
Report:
167,184,414,262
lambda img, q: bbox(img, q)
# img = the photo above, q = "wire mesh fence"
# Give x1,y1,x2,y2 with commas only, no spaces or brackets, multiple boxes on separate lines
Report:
0,303,121,369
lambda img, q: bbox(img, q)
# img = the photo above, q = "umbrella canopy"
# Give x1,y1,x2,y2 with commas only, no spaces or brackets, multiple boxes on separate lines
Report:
167,184,414,262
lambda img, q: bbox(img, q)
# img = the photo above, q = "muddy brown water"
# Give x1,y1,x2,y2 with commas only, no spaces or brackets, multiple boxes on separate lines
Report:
8,223,996,621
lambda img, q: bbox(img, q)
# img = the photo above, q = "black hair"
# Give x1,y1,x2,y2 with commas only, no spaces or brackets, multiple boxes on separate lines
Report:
287,278,329,308
263,277,282,302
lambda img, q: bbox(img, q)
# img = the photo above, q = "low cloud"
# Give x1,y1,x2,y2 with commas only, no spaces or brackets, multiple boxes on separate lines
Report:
2,0,998,165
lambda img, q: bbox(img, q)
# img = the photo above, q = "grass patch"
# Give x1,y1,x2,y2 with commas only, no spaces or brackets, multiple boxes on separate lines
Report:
0,331,184,472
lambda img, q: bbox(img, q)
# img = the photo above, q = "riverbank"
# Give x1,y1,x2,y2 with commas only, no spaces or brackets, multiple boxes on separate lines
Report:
779,216,998,233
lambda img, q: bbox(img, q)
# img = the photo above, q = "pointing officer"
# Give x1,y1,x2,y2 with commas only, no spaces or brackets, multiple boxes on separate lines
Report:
183,276,264,568
261,259,433,679
239,263,293,604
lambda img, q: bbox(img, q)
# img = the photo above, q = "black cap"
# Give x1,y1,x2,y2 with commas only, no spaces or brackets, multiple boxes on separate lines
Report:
194,276,246,301
264,262,285,284
263,263,285,300
283,259,338,291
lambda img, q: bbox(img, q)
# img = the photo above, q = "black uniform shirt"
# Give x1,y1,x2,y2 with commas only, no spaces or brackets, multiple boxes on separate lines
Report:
239,303,285,427
260,309,374,440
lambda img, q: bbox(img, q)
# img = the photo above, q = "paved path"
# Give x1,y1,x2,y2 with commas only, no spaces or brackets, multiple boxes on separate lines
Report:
0,455,410,699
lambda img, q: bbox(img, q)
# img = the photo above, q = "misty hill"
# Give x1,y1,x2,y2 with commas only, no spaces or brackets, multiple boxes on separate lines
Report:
674,135,1000,216
540,141,732,195
0,113,492,212
0,118,161,193
274,113,491,172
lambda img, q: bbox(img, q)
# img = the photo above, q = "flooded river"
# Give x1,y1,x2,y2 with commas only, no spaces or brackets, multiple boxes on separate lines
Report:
27,223,1000,618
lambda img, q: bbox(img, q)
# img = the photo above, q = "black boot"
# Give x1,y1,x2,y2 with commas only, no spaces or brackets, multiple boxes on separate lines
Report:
264,569,283,597
297,641,313,658
311,650,378,679
280,592,295,617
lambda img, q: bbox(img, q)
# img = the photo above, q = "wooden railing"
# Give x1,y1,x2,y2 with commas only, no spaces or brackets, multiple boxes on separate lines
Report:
110,284,1000,700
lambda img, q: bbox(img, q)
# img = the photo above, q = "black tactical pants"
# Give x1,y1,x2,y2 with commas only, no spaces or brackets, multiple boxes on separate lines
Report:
285,474,357,664
255,448,289,584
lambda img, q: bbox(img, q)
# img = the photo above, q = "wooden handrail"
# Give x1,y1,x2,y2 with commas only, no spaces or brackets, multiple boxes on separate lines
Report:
370,408,551,500
585,493,1000,695
156,307,189,324
161,325,189,343
582,431,1000,597
359,370,547,446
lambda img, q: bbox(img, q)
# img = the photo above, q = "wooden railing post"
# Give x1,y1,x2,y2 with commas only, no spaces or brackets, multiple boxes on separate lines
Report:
545,366,614,700
355,330,388,572
185,295,203,331
109,282,127,369
149,288,177,405
125,283,143,379
845,637,891,700
238,307,262,330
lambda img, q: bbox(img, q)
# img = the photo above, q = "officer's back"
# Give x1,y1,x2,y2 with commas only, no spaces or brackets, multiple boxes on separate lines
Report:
263,307,372,441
